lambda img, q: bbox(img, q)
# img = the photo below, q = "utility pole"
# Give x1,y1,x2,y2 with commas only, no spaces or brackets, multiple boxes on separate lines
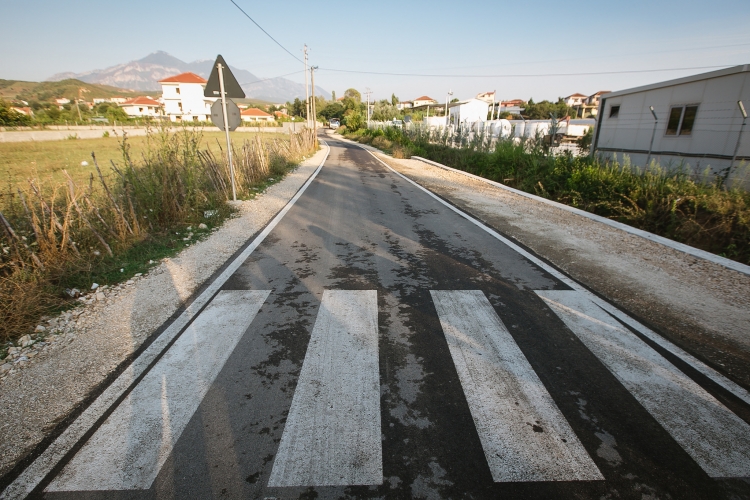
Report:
364,88,373,127
303,44,310,128
310,66,318,137
728,100,748,185
445,89,453,127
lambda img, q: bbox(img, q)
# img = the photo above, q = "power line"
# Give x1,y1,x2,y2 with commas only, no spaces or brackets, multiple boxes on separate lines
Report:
238,70,304,86
318,64,737,78
229,0,303,63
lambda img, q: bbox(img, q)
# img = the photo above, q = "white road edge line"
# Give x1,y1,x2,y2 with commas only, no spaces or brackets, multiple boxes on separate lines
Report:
0,142,331,500
268,290,382,487
47,290,270,491
537,290,750,478
357,144,750,407
431,290,602,482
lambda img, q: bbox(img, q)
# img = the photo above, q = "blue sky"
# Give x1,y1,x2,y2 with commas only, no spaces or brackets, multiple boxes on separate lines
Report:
2,0,750,102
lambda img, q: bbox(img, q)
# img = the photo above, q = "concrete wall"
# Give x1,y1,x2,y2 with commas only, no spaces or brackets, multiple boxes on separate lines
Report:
0,123,304,143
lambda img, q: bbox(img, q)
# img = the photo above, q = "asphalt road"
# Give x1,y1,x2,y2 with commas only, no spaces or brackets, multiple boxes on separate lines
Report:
12,138,750,499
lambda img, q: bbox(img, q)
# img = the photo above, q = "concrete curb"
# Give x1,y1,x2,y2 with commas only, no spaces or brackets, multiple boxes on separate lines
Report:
411,155,750,277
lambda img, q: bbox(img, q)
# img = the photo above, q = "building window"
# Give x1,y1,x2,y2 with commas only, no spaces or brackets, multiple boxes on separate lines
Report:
193,116,198,122
178,102,183,111
139,107,143,112
666,105,698,136
176,88,180,95
609,105,620,118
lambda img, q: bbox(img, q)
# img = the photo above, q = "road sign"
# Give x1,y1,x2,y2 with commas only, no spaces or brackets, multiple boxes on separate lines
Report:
210,98,241,132
204,55,245,98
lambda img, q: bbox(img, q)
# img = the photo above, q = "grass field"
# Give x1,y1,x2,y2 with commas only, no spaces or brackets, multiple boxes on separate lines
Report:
0,130,280,187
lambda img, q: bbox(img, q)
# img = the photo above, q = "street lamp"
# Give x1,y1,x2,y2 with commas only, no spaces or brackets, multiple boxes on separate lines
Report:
646,105,658,169
445,89,453,127
728,100,748,185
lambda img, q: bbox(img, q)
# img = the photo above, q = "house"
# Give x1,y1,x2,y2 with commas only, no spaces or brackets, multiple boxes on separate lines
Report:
55,98,70,109
449,98,490,124
412,96,438,107
501,99,524,107
274,110,289,119
592,64,750,187
11,107,33,116
241,108,274,122
564,93,588,107
586,91,610,108
476,91,496,104
109,97,129,104
158,72,216,122
118,96,162,118
396,101,413,111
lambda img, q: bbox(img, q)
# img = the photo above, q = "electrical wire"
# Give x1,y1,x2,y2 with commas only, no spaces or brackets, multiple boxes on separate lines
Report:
317,64,738,78
239,70,304,86
229,0,303,64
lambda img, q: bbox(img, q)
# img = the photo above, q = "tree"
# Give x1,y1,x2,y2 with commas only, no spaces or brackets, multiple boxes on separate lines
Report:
522,98,572,120
343,88,361,103
391,93,399,106
289,98,306,118
343,109,364,131
318,101,345,121
371,101,400,121
0,100,30,126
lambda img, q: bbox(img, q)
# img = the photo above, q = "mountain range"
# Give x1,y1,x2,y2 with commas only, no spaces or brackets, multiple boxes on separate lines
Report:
47,51,330,103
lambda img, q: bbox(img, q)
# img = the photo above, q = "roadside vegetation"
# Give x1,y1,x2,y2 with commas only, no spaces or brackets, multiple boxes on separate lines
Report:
0,126,317,345
343,125,750,266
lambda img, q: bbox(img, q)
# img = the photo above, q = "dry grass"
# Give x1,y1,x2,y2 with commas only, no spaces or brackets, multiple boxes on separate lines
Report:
0,130,280,188
0,127,318,344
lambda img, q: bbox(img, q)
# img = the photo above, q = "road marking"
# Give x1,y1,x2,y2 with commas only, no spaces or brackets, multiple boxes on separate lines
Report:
430,290,602,482
268,290,382,487
537,290,750,478
45,290,270,491
1,145,329,500
361,145,750,409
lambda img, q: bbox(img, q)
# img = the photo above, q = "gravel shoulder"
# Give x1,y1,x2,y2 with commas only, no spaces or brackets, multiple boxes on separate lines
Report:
0,146,328,479
366,148,750,390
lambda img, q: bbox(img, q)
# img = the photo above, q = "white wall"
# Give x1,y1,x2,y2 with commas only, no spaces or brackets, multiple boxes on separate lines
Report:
161,82,217,122
594,71,750,185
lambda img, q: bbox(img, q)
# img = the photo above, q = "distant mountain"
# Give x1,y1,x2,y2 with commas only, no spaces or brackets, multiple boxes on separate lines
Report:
0,78,150,102
47,51,330,103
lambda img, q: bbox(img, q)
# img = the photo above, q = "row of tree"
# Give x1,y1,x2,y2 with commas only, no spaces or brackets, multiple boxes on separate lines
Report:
283,90,577,132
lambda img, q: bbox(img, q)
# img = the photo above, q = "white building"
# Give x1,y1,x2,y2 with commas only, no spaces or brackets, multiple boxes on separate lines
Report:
240,108,274,122
413,96,438,107
158,72,216,122
449,98,490,124
564,93,588,107
592,64,750,186
119,96,162,118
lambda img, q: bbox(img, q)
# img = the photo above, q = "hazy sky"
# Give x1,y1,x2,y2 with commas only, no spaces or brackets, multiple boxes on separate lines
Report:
2,0,750,102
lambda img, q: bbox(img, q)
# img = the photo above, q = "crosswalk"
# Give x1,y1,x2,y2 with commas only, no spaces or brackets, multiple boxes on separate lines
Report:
45,288,750,493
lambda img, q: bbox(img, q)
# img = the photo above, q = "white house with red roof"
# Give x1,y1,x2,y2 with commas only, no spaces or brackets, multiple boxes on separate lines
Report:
241,108,274,122
158,72,217,122
118,96,162,117
412,96,438,107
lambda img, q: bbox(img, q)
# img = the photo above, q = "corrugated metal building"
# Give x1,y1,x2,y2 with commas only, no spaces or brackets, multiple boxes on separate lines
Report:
592,65,750,186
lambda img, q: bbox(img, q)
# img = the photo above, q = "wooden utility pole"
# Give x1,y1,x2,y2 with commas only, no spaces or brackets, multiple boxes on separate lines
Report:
310,66,318,136
303,45,310,128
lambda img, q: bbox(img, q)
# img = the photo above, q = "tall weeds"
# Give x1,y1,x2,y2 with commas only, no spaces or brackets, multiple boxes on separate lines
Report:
0,127,317,343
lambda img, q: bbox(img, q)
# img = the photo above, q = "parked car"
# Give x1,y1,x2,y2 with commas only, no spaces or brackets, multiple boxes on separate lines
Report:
329,118,340,130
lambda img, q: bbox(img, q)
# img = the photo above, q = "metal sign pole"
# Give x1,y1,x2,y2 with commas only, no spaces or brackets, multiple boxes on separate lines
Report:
218,63,237,201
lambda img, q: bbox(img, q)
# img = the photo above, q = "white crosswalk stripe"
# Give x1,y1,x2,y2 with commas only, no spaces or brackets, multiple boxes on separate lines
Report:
268,290,382,487
431,290,603,482
537,289,750,478
46,290,270,492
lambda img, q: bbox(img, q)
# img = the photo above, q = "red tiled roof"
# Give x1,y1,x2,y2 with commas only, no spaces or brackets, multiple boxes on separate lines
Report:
121,96,161,106
414,96,436,101
567,93,587,98
158,72,207,84
241,108,272,117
